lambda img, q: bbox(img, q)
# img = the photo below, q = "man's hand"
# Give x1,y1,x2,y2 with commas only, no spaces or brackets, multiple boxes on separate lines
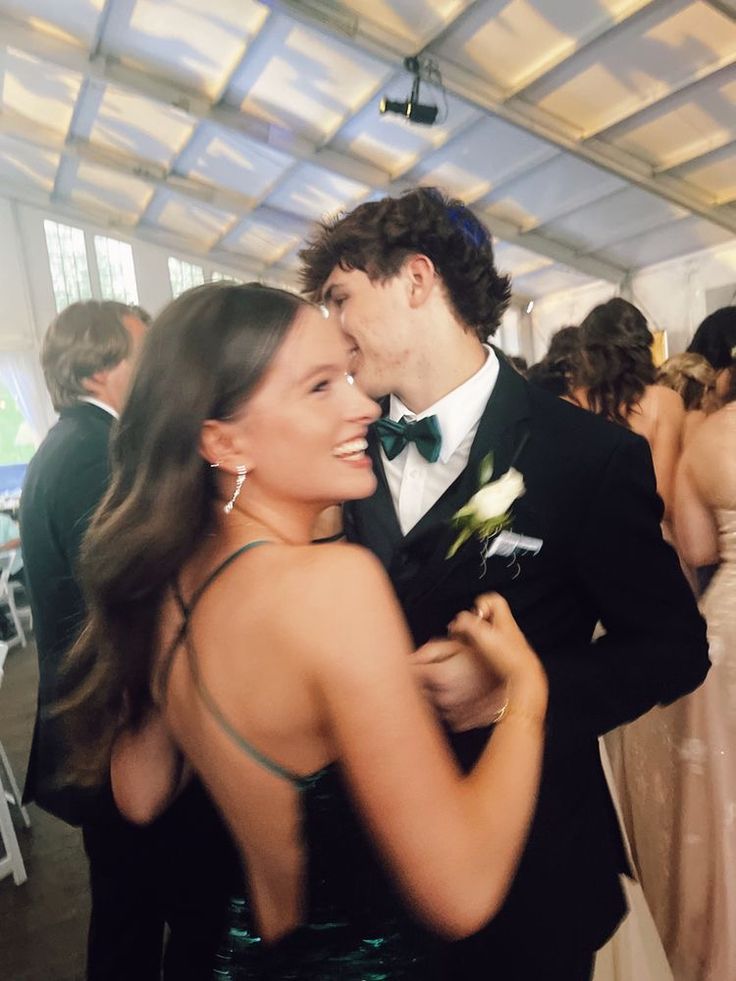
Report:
410,638,507,732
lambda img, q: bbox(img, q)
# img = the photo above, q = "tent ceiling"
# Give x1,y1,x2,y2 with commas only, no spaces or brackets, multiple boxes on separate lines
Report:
0,0,734,298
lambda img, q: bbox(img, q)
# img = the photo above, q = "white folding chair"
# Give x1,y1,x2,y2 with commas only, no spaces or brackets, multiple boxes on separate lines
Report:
0,551,32,648
0,640,30,885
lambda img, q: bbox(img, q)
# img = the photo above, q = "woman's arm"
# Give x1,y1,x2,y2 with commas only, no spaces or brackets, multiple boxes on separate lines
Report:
111,709,191,824
649,386,685,520
289,545,547,940
674,450,719,568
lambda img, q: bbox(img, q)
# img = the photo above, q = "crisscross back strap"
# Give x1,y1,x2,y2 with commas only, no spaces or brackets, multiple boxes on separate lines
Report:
160,540,320,791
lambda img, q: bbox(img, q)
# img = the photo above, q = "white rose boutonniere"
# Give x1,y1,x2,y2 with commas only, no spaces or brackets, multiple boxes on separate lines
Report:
446,455,525,559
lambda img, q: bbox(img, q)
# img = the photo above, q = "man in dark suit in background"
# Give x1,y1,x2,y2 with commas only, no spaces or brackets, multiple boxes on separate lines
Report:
299,187,710,981
20,301,237,980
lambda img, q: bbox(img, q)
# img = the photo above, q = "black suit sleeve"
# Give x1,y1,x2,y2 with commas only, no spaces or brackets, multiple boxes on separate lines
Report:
56,443,111,571
544,433,710,744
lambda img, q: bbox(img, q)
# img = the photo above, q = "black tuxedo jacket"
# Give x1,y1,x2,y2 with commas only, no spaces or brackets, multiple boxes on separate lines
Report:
19,402,114,825
345,356,709,953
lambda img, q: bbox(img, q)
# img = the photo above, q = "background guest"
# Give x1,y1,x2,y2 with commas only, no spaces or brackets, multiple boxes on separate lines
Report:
527,325,580,397
19,300,237,980
686,306,736,403
572,298,684,524
656,353,717,446
650,357,736,981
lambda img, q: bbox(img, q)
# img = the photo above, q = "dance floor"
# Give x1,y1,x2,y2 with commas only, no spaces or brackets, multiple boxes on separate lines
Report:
0,641,88,981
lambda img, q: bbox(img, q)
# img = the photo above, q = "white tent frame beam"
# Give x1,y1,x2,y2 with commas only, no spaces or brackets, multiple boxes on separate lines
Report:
202,11,397,255
0,14,629,283
0,112,312,236
0,178,273,283
0,6,729,283
0,111,627,284
506,0,692,101
660,136,736,181
0,13,392,189
139,10,304,249
265,0,736,234
703,0,736,21
261,200,628,285
591,61,736,142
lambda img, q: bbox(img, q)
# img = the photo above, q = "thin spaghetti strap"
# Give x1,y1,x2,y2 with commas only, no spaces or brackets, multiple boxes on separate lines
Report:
185,540,272,615
154,540,270,708
171,577,188,615
163,539,318,790
183,632,315,789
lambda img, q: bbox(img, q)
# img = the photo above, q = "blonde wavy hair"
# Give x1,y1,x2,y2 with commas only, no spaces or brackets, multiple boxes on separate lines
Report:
656,353,716,411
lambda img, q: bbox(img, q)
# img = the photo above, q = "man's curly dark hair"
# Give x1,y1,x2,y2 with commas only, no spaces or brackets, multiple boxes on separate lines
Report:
298,187,512,341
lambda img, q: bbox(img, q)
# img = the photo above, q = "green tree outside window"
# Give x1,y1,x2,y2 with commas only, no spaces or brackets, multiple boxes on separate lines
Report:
0,382,35,464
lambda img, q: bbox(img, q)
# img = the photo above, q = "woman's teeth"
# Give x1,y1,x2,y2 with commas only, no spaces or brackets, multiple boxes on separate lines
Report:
333,438,368,460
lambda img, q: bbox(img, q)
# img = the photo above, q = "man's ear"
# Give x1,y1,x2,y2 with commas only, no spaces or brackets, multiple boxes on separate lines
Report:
404,254,437,310
200,419,252,474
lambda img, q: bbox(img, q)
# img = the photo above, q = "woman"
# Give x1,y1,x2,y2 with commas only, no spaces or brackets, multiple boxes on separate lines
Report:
665,361,736,981
656,353,717,446
571,299,684,981
686,306,736,403
62,283,547,980
572,298,684,523
526,325,580,398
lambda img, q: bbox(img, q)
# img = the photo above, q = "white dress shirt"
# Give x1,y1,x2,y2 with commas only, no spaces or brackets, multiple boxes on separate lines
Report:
79,396,119,420
382,346,499,534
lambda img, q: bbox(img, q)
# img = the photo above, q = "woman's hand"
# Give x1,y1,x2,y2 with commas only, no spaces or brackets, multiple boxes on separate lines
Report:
449,593,547,716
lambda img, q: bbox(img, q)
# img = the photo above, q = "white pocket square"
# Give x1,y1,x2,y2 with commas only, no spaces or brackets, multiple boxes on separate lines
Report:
483,530,543,559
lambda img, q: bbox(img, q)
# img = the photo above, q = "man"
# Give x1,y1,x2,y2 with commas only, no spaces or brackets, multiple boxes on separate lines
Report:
20,301,237,980
299,187,709,981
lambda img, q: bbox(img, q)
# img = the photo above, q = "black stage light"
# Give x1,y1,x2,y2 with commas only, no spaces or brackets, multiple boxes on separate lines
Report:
379,96,439,125
379,57,440,126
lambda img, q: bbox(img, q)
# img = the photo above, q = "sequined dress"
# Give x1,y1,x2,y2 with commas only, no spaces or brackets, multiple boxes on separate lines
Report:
211,761,434,981
169,541,435,981
606,510,736,981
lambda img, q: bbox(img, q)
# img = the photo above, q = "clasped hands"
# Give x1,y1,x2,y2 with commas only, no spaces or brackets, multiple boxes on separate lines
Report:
410,596,509,732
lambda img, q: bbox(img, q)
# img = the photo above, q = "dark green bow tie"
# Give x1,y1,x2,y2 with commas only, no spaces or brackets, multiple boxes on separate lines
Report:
374,414,442,463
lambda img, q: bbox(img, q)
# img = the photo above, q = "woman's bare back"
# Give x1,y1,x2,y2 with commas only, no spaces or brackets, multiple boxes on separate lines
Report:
156,540,336,942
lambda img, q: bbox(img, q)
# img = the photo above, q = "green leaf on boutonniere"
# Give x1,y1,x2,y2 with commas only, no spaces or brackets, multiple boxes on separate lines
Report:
478,452,494,487
446,524,475,559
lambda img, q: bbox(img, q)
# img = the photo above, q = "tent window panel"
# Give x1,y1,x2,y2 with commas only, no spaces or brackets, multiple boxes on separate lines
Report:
168,257,204,298
94,236,139,305
210,271,241,283
44,220,93,313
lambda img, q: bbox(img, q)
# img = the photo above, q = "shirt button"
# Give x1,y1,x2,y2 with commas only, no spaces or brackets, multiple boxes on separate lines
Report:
410,469,420,478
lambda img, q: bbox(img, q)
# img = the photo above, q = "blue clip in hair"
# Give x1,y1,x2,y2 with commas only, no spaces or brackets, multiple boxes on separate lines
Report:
446,205,489,249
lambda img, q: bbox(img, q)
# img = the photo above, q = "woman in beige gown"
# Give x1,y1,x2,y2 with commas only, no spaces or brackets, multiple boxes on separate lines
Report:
570,299,684,981
664,373,736,981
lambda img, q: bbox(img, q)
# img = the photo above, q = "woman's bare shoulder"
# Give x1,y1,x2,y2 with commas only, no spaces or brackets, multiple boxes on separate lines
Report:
285,542,393,610
274,543,409,673
687,403,736,454
645,384,685,416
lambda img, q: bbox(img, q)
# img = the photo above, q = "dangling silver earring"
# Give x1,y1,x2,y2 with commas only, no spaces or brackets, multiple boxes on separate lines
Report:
224,464,247,514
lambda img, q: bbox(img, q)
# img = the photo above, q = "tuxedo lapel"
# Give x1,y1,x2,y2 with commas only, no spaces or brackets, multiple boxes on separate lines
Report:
466,352,532,485
345,408,403,570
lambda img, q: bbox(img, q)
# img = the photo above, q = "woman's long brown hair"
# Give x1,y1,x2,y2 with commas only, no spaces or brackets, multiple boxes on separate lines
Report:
58,283,308,788
577,298,655,427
